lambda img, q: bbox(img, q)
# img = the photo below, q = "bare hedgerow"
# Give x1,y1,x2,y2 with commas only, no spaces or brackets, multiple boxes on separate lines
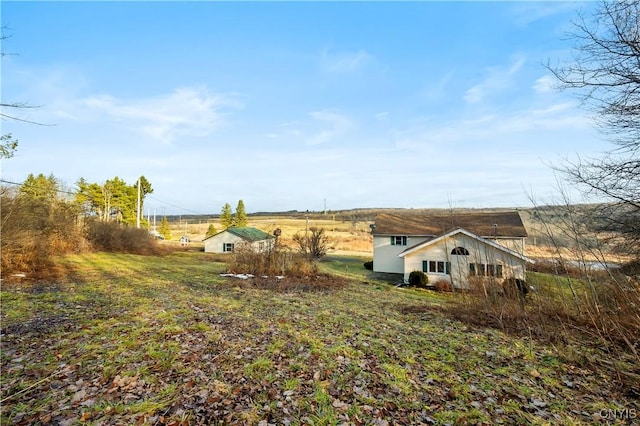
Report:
226,242,318,278
1,185,85,278
84,219,161,255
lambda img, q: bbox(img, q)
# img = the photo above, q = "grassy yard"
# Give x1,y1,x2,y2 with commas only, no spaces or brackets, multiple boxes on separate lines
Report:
1,251,638,425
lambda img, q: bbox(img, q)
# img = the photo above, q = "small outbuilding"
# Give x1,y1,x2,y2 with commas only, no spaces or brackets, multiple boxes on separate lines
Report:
203,227,274,254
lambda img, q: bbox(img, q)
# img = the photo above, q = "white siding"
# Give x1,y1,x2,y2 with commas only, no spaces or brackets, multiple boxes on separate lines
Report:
489,237,526,256
204,231,246,253
402,233,527,287
204,231,273,254
373,235,430,274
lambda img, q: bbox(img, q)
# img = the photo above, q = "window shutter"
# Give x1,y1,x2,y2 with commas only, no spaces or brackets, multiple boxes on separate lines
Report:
422,261,428,272
391,236,395,245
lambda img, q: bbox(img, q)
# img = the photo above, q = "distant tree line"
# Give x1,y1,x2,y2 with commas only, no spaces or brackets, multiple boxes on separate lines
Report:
1,173,160,278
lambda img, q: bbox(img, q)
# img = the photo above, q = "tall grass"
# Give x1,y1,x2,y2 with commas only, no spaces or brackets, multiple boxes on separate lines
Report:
447,197,640,384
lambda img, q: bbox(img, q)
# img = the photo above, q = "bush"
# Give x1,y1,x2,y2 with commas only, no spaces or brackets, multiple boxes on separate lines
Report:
502,277,529,299
434,279,453,292
364,261,373,270
227,243,318,277
85,220,160,254
1,189,86,278
292,227,329,259
408,270,428,288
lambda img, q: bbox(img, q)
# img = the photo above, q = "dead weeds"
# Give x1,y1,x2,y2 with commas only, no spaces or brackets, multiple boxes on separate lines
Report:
2,252,639,425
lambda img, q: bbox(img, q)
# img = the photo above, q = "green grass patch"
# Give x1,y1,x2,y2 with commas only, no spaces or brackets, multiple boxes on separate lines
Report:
1,252,637,425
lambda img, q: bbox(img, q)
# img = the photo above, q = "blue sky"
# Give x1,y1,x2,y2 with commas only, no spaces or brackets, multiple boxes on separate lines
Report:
1,1,607,215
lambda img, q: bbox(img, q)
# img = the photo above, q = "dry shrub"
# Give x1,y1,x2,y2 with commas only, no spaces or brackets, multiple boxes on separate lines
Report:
85,220,161,255
227,243,319,278
1,191,85,279
434,279,453,292
447,271,640,361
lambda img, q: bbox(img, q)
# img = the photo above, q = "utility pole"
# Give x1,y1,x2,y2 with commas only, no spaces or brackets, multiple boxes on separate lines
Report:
136,178,141,228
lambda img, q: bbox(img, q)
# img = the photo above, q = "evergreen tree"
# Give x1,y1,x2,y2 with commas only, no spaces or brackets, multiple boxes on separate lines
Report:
158,216,172,240
205,223,217,238
75,176,153,224
20,173,59,201
235,199,248,227
220,203,233,229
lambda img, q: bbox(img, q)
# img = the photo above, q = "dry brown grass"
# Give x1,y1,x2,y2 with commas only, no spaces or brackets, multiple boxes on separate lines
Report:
167,216,374,256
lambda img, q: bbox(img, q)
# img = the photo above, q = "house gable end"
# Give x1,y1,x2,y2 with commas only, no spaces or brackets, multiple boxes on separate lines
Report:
398,228,532,263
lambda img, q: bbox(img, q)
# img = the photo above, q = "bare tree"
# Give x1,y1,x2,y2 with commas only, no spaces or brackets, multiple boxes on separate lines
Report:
1,25,48,152
548,1,640,257
293,227,329,259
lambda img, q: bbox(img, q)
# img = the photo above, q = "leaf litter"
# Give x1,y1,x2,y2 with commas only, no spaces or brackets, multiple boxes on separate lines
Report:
1,252,638,425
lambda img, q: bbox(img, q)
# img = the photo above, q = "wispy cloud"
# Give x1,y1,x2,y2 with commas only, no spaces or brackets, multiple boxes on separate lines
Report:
83,87,240,144
464,55,526,104
319,48,374,73
306,110,353,145
508,2,580,27
395,101,590,152
532,75,556,94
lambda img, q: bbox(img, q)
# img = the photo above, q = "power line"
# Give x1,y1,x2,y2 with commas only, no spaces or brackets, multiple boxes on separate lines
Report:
0,179,209,215
0,178,76,196
146,195,207,215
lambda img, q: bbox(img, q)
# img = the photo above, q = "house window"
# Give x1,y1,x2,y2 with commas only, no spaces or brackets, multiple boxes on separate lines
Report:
469,263,503,278
391,236,407,246
487,264,503,278
223,243,234,253
451,246,469,255
423,260,451,274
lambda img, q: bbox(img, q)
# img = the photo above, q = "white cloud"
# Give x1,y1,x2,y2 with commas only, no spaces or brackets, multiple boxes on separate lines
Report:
464,56,526,104
83,86,240,144
532,75,556,94
320,48,374,73
509,2,580,27
306,110,353,145
395,101,591,153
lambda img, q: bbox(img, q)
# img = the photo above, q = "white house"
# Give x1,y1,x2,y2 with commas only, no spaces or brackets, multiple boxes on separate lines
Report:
372,211,532,286
203,227,274,254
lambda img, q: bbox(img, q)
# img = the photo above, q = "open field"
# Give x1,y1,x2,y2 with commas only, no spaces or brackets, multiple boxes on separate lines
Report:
165,215,374,257
2,251,638,425
164,207,632,263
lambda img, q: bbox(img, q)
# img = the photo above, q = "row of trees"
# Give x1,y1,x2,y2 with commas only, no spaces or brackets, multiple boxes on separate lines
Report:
1,173,161,276
75,176,153,225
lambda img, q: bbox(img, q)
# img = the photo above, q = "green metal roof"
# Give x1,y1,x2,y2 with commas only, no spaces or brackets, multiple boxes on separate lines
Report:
226,227,274,242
